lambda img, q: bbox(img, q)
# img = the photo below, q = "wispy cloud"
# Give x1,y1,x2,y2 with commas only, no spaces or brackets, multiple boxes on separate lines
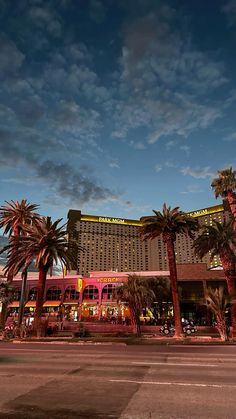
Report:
181,184,204,194
109,161,120,169
154,164,162,173
180,166,213,179
110,5,227,145
224,132,236,141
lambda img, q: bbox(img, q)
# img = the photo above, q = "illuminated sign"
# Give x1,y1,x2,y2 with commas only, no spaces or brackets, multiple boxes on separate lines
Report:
79,204,224,225
188,204,223,218
77,278,84,291
99,217,125,224
80,215,142,226
96,277,127,283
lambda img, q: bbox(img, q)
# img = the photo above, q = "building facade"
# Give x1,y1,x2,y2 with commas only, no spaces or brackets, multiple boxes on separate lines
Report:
67,204,229,276
6,265,226,325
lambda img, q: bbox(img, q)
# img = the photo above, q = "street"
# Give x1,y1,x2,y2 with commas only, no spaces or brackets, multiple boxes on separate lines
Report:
0,342,236,418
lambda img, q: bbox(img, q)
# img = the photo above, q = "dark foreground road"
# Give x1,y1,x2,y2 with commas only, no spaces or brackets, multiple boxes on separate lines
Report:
0,342,236,419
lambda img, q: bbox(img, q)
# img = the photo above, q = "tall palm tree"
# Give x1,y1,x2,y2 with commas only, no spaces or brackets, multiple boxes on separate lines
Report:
140,204,198,339
0,200,40,329
113,275,155,336
194,220,236,337
211,167,236,224
2,217,80,336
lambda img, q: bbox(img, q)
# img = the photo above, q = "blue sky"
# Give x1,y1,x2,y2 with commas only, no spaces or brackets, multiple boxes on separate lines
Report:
0,0,236,222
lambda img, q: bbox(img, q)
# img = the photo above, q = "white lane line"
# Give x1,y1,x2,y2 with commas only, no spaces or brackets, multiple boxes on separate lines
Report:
132,362,217,367
110,379,236,389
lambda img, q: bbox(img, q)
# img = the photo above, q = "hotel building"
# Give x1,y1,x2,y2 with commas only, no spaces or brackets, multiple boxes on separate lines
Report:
67,204,229,276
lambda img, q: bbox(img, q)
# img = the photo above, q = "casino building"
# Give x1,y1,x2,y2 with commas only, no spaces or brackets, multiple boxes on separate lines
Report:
67,204,229,276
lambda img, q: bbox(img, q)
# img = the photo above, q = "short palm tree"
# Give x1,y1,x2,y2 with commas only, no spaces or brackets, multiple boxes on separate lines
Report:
2,217,80,336
0,200,41,329
194,220,236,337
204,286,229,341
140,204,199,338
113,275,155,336
211,167,236,224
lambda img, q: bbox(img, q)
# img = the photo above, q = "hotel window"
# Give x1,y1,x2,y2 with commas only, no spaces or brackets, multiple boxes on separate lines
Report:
102,284,116,301
46,286,62,301
64,286,80,301
83,285,99,300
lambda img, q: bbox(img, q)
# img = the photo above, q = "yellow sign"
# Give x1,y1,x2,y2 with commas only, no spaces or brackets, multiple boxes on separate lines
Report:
77,278,84,291
188,204,223,218
80,215,142,226
96,277,127,283
80,204,224,226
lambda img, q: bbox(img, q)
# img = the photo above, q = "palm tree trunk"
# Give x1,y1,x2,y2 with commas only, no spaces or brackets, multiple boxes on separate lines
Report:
18,270,27,328
34,266,48,337
130,309,141,337
0,271,13,330
165,236,183,339
220,252,236,338
224,272,236,338
216,315,227,341
0,303,8,330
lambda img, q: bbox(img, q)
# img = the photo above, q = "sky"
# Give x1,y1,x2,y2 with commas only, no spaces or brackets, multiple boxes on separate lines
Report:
0,0,236,223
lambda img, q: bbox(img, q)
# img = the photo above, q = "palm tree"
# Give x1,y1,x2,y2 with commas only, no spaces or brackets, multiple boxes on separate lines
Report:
113,274,155,336
204,286,229,341
194,220,236,337
0,200,41,329
211,167,236,224
2,217,80,336
140,204,198,339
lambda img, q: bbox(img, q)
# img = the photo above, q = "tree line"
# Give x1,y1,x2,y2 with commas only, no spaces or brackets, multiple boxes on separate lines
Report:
0,167,235,339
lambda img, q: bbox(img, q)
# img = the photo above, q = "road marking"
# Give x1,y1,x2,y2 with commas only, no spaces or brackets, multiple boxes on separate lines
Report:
110,379,236,389
132,362,217,367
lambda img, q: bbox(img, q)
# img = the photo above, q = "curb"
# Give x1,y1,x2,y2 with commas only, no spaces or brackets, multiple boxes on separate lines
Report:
12,340,127,346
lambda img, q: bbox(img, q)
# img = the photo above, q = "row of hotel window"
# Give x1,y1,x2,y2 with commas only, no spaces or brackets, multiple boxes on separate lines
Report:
12,284,119,302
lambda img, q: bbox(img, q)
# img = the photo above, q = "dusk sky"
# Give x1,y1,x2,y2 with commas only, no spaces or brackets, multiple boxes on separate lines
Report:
0,0,236,223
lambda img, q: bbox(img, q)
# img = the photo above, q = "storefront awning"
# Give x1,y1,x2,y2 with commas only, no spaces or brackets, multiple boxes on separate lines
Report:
43,301,60,307
25,301,36,307
63,301,78,305
8,301,20,307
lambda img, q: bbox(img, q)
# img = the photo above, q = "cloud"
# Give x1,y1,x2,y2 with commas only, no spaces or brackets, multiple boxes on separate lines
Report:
89,0,106,23
109,161,120,169
109,6,227,145
224,132,236,141
28,5,62,37
154,164,162,173
0,121,117,206
129,140,146,150
180,166,213,179
180,145,190,156
222,1,236,26
181,184,204,194
36,160,117,205
166,141,175,150
0,35,25,79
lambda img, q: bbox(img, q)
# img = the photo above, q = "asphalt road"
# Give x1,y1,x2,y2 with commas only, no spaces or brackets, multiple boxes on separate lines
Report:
0,342,236,419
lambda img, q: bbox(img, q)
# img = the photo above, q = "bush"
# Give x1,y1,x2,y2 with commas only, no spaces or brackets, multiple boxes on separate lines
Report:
73,323,90,338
